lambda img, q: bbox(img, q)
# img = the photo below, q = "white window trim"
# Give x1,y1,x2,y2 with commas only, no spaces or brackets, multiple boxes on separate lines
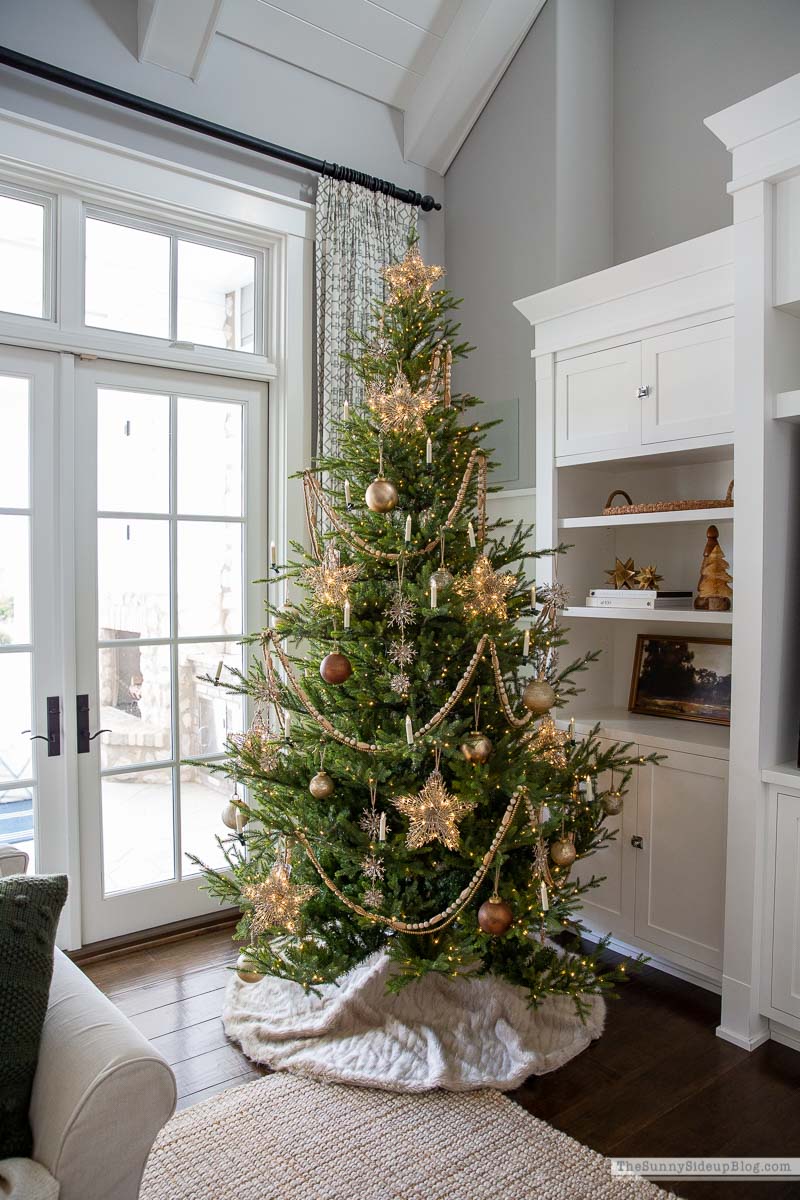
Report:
0,106,313,947
0,179,56,322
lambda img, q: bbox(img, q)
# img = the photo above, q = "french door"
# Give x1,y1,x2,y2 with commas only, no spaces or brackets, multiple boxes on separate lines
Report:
75,361,267,942
0,347,67,889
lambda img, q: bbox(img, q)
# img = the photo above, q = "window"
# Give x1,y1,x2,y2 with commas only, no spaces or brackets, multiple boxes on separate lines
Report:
0,188,52,320
84,212,260,353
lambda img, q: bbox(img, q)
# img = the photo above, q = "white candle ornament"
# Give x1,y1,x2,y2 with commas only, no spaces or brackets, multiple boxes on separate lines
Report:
467,521,476,548
214,659,224,682
344,479,352,507
270,541,277,567
426,437,433,465
343,400,350,420
522,629,530,658
530,584,537,609
540,880,549,911
585,776,594,803
430,578,438,609
404,515,412,542
343,599,351,629
405,715,414,745
378,812,387,842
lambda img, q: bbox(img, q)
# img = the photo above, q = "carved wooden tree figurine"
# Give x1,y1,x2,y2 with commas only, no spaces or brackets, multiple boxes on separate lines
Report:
694,524,733,612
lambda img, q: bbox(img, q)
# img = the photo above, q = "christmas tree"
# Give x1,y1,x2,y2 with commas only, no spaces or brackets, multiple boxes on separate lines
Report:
194,243,642,1013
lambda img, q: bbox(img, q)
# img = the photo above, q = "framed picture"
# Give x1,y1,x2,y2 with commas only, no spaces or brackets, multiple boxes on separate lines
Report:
628,634,732,726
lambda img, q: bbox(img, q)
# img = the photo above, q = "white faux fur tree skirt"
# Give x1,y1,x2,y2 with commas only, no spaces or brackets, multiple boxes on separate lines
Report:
223,950,605,1092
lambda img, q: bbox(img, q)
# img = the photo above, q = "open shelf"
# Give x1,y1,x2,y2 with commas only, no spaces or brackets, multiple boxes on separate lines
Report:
555,435,735,471
775,390,800,422
762,762,800,789
559,708,730,758
560,507,734,530
562,605,733,625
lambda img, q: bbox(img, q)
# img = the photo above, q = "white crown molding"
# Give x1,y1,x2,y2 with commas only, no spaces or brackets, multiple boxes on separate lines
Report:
705,70,800,192
403,0,545,175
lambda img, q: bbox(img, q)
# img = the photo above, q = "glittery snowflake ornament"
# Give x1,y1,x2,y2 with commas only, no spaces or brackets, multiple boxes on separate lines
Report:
242,863,315,936
387,588,416,630
390,671,411,696
363,886,384,910
361,853,385,881
393,770,475,851
388,640,416,668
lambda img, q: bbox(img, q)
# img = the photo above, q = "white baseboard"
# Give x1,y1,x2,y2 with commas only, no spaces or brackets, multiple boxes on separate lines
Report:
769,1019,800,1052
715,1023,771,1051
580,929,721,994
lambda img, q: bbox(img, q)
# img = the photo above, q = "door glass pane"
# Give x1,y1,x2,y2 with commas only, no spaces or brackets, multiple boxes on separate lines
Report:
97,389,169,513
85,217,170,338
0,375,29,507
0,652,32,783
181,765,230,873
0,786,34,873
177,397,243,517
102,767,174,893
177,240,256,352
0,516,30,645
98,518,170,640
179,641,243,757
99,643,172,770
0,195,45,319
177,521,242,636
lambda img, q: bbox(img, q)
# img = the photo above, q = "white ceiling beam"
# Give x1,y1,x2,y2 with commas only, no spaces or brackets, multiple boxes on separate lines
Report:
403,0,546,175
138,0,225,81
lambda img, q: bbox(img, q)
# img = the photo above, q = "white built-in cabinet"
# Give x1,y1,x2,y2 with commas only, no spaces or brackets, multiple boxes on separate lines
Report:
576,740,728,981
770,790,800,1021
555,318,734,459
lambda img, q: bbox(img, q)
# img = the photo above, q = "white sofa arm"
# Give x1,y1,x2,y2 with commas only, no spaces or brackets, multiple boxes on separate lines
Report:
30,950,176,1200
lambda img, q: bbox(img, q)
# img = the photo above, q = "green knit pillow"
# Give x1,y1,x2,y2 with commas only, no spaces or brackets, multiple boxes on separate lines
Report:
0,873,68,1159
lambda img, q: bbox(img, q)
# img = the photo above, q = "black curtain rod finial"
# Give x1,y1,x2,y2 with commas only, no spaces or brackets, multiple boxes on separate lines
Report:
0,45,442,213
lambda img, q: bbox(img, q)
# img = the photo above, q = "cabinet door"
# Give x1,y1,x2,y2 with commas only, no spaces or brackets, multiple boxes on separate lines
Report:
771,791,800,1020
641,319,733,444
574,738,637,940
634,748,728,968
555,343,641,457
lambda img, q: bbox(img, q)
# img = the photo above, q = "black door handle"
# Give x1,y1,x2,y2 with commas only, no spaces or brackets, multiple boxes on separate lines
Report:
76,694,110,753
22,696,61,756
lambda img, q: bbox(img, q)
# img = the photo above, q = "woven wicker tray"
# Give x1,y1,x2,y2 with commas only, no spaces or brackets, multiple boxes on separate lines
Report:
602,480,733,516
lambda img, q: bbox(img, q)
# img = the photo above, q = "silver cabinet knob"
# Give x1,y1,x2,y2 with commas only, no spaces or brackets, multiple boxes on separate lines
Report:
637,385,651,399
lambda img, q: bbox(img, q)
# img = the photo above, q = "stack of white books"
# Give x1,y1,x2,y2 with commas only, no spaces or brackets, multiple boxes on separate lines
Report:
585,588,694,610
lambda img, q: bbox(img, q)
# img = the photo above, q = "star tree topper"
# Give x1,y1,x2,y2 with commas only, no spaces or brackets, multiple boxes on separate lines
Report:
393,770,475,851
242,863,315,936
454,555,516,621
382,244,444,302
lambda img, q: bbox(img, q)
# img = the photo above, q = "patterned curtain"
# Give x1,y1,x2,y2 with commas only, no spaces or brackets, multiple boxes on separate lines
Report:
315,177,417,464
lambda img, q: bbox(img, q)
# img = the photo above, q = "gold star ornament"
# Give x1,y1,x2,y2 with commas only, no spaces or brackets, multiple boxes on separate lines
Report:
393,770,474,851
604,556,637,590
382,244,444,303
302,545,360,609
366,367,437,434
635,564,663,591
454,555,517,621
242,863,315,936
523,716,570,769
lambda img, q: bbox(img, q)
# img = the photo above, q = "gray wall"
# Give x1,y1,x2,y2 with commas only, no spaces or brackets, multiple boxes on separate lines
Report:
614,0,800,264
445,0,614,487
446,0,800,487
0,0,444,260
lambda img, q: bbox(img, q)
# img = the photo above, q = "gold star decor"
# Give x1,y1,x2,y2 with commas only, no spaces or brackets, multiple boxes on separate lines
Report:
302,545,359,609
393,770,475,851
382,244,444,303
454,555,516,621
604,556,637,590
242,863,315,936
523,716,570,769
230,708,281,772
366,367,437,434
635,564,664,591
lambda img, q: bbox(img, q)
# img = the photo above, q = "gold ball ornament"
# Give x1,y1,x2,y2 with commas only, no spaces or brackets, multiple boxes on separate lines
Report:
460,732,493,764
477,894,514,936
603,791,624,816
309,770,335,799
430,567,454,592
365,477,399,513
522,678,557,714
221,801,239,830
235,952,263,983
319,651,353,684
550,838,577,868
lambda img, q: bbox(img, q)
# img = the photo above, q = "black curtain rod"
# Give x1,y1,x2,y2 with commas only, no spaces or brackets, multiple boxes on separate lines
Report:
0,45,442,212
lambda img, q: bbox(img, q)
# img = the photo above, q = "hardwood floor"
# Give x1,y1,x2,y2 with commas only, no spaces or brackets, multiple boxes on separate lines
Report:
83,931,800,1198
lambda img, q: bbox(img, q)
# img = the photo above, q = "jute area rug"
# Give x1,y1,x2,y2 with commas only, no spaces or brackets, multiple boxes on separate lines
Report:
140,1073,676,1200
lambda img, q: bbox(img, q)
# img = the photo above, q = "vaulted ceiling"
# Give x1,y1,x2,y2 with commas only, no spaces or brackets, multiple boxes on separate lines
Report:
138,0,545,174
